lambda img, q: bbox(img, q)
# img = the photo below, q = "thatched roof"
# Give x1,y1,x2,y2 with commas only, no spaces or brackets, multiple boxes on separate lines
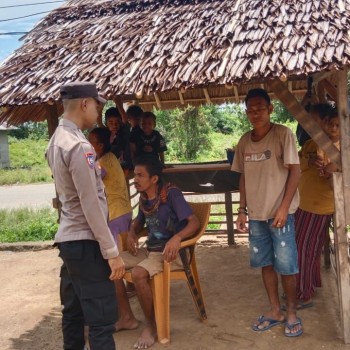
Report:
0,0,349,124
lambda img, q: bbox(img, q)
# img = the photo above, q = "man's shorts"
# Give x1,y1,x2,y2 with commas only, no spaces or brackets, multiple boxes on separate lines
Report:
248,214,299,275
120,248,183,277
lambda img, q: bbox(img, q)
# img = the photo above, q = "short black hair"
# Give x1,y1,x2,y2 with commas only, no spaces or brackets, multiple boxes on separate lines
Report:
134,155,163,184
310,103,334,120
245,88,271,106
105,107,121,120
126,105,143,119
89,127,111,156
142,111,156,123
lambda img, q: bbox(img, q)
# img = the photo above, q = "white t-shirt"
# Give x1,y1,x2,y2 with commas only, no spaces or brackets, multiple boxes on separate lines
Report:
231,124,300,220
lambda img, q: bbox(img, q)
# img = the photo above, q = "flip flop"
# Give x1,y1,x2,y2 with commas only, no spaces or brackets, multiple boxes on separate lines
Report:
285,317,303,337
251,315,286,332
281,301,314,311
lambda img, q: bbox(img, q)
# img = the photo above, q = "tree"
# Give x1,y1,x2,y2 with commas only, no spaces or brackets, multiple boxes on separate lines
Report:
155,106,212,161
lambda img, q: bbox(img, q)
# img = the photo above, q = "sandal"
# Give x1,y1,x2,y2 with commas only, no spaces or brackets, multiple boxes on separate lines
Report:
285,317,303,337
252,315,285,332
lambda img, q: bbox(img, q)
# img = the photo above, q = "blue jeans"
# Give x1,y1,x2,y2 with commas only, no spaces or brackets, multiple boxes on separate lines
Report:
249,214,299,275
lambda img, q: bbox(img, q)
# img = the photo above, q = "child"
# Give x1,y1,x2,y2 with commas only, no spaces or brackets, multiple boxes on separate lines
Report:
130,111,167,165
105,107,127,161
126,104,143,137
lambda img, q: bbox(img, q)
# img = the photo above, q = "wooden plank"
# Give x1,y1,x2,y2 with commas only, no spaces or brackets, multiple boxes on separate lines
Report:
336,69,350,224
154,92,162,109
163,163,230,173
332,172,350,343
225,192,235,245
178,91,185,105
269,78,341,168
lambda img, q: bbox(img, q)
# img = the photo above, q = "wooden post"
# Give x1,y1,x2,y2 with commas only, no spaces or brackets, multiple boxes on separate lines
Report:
334,69,350,344
337,69,350,223
332,173,350,343
225,192,235,245
46,102,60,219
46,102,59,138
269,78,341,168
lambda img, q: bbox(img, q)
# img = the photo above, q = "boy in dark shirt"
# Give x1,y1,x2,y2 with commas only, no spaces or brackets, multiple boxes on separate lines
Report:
130,112,167,165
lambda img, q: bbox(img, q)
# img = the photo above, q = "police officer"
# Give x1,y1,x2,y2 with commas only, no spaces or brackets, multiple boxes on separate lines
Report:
46,82,125,350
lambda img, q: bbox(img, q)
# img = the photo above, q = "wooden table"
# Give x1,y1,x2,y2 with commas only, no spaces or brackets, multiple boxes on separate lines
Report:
162,161,240,244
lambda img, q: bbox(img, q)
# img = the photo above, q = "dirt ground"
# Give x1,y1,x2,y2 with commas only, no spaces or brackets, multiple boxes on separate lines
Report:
1,239,350,350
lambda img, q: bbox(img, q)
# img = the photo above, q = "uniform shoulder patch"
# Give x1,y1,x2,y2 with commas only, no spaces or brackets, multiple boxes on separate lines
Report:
85,152,95,169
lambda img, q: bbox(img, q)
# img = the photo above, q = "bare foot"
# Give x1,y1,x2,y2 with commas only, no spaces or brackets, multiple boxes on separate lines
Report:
133,325,157,349
114,317,139,332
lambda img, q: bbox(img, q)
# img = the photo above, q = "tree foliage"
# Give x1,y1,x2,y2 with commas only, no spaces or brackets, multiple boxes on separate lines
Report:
155,106,212,161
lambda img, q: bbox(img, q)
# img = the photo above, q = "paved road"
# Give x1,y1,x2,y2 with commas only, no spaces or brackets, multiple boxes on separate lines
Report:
0,183,239,210
0,183,55,209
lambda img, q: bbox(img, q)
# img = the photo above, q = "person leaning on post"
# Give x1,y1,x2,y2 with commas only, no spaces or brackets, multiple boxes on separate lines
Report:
46,81,125,350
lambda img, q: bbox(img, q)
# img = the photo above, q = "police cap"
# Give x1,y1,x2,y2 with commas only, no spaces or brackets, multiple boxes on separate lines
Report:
60,81,106,103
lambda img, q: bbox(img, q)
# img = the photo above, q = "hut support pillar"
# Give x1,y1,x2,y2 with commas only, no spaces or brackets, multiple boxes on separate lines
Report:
333,69,350,344
46,102,59,138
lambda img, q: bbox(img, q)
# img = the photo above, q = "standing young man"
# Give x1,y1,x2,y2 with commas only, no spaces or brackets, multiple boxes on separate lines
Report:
46,82,125,350
232,88,302,337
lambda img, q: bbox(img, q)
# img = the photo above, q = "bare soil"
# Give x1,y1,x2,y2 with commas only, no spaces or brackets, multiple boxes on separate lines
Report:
1,239,349,350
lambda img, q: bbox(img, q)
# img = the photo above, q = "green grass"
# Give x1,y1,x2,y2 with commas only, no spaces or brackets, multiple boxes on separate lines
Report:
196,132,235,162
0,207,58,243
0,138,52,185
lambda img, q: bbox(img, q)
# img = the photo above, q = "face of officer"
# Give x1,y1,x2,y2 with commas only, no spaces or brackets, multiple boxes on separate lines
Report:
81,98,100,129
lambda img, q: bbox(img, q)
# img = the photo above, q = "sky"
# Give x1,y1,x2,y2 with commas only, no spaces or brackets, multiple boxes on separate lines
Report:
0,0,64,63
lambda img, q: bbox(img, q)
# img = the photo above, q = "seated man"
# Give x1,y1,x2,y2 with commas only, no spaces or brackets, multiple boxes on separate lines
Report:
115,155,199,348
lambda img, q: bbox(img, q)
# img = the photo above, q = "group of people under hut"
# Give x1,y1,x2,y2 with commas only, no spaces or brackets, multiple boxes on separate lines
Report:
46,81,341,350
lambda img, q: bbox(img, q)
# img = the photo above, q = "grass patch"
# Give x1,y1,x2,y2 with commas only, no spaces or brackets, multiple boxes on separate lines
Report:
0,165,52,185
0,138,52,185
0,207,58,243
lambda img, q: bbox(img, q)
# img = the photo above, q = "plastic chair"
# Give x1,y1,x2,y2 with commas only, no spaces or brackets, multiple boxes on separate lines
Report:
122,201,211,344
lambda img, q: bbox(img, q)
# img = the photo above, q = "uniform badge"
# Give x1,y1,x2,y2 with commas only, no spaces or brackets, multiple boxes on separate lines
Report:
85,152,95,169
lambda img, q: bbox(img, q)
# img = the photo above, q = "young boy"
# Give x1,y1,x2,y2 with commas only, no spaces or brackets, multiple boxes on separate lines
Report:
130,111,167,165
105,107,127,161
232,88,302,337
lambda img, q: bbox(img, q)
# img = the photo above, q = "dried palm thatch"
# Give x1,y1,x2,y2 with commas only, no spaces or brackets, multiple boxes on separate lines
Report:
0,0,349,124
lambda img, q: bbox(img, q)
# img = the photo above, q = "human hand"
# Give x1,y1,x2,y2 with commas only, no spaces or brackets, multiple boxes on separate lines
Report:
236,213,248,232
108,256,125,280
271,207,288,228
127,232,139,256
163,235,181,263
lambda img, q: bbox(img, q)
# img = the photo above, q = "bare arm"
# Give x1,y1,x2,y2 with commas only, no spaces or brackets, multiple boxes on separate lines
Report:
127,218,144,255
115,97,128,125
130,142,136,162
159,152,165,165
236,173,248,232
272,164,300,227
163,214,200,263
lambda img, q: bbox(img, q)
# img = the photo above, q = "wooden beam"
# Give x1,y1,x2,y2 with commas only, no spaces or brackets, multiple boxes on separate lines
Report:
332,173,350,343
46,102,59,138
203,88,211,104
154,93,162,109
178,91,185,105
269,78,341,168
323,79,338,102
312,70,336,85
233,86,239,103
337,69,350,224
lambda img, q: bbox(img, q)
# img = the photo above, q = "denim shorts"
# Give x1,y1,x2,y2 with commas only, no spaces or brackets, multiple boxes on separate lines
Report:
249,214,299,275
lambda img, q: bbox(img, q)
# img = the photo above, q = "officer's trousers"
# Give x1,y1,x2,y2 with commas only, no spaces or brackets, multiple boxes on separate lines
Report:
58,240,117,350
